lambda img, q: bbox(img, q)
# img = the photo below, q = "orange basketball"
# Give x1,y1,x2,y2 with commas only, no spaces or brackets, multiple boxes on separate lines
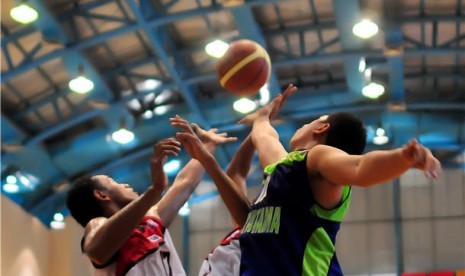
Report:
217,39,271,96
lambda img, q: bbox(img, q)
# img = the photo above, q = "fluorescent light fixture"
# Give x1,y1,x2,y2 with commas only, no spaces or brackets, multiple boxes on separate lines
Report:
155,90,173,105
142,110,154,119
178,202,190,216
154,104,173,115
53,213,64,222
69,76,94,94
376,127,386,137
112,128,135,144
127,99,142,110
364,68,372,79
205,40,229,58
359,57,366,72
10,4,38,24
258,83,270,105
50,220,66,230
352,19,379,39
233,98,257,114
164,159,181,175
373,135,389,145
6,175,17,184
137,79,161,91
3,183,19,193
362,82,384,99
373,127,389,145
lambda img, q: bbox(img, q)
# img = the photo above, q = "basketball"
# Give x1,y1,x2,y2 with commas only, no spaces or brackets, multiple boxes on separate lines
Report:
217,39,271,96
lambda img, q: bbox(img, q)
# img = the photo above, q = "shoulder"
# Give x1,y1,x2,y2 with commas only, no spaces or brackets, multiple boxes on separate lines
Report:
85,217,107,233
306,145,348,173
82,217,108,251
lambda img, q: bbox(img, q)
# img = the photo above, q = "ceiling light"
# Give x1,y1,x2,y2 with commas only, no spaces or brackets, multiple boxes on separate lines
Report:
142,110,154,119
69,76,94,94
178,202,190,217
155,90,173,105
137,79,161,91
112,128,135,144
53,212,64,222
155,104,173,115
6,175,17,184
233,98,257,114
3,183,19,193
373,127,389,145
352,19,379,39
373,135,389,145
364,68,372,79
10,4,38,24
50,220,65,230
164,159,181,175
376,127,385,137
359,57,366,72
205,40,229,58
258,83,270,105
362,82,384,99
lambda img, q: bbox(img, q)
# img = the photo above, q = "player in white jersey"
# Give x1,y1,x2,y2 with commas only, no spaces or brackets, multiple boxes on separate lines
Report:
196,135,255,276
66,116,236,276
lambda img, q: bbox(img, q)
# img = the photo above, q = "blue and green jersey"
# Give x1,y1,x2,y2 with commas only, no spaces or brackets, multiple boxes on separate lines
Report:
240,150,351,276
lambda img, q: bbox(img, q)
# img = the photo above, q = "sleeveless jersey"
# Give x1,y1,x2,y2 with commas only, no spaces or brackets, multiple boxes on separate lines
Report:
83,216,185,276
198,227,241,276
239,150,351,276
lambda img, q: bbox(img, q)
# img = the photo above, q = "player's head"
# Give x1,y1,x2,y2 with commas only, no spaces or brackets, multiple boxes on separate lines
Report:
66,175,138,227
290,112,366,155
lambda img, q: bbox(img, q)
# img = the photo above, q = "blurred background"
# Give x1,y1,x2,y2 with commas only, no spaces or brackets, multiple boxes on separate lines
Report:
1,0,464,275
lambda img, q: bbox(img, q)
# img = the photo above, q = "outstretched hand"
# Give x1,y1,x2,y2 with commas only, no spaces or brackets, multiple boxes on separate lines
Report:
150,138,181,191
401,139,442,179
238,84,297,126
175,131,209,163
170,115,237,146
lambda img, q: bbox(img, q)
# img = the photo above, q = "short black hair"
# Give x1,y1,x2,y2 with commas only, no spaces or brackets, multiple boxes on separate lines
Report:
325,112,366,155
66,175,105,227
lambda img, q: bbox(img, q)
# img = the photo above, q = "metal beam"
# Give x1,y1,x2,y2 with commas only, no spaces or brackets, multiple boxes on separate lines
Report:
126,0,206,124
331,0,366,97
384,0,405,103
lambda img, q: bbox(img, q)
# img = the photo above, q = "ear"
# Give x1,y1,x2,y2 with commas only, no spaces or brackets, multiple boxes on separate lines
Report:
314,122,330,135
93,189,110,201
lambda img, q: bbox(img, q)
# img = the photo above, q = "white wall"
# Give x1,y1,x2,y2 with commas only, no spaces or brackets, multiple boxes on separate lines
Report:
1,195,50,276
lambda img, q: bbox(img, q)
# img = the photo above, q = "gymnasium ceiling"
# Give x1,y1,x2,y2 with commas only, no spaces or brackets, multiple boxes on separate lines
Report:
1,0,464,227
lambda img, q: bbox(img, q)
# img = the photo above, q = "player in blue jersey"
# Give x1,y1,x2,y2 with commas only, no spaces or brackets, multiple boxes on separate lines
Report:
66,118,236,276
234,84,442,275
177,84,442,276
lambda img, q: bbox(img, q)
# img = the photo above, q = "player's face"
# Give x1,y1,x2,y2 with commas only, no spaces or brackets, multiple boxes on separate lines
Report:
290,115,329,150
93,175,139,206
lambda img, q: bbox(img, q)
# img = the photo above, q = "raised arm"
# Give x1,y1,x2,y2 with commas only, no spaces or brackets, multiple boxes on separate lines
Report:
238,84,297,167
225,134,254,201
154,116,237,227
176,130,251,227
83,139,180,265
309,140,441,187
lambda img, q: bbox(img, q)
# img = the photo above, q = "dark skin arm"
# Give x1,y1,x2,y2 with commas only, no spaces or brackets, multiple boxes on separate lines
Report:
83,139,180,265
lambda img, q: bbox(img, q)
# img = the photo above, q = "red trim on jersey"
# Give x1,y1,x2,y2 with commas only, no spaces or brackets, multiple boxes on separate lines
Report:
116,216,166,276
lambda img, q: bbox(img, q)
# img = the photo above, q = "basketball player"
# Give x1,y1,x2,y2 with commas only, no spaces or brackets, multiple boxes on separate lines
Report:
197,135,254,276
235,84,441,275
172,119,251,276
178,84,442,275
66,118,236,276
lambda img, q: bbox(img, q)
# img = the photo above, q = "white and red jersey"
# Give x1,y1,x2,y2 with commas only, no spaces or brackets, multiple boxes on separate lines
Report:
198,228,241,276
83,216,185,276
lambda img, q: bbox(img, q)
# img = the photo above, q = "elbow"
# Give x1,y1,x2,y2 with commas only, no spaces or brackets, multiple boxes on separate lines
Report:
86,247,112,266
